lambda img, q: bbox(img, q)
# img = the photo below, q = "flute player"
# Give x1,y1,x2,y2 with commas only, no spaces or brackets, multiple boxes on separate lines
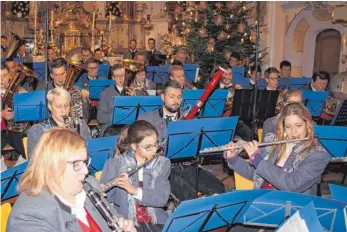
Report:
224,102,329,195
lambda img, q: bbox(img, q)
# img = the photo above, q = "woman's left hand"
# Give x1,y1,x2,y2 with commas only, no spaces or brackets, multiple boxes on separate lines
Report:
242,140,259,158
114,173,138,195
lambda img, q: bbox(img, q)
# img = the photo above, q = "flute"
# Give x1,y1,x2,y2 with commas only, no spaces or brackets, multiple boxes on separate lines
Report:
102,152,162,193
199,138,308,154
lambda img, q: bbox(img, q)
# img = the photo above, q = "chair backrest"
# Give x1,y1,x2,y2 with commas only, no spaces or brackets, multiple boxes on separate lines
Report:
22,137,28,160
1,203,12,232
95,171,102,181
234,171,254,190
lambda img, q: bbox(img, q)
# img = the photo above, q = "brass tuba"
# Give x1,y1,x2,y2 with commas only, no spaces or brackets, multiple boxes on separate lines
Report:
4,32,25,59
121,59,148,96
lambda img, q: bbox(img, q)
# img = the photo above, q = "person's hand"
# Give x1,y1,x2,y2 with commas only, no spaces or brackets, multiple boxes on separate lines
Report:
125,87,136,96
224,141,242,159
80,89,90,99
114,173,137,195
234,84,242,89
1,108,14,120
117,217,136,232
242,140,259,158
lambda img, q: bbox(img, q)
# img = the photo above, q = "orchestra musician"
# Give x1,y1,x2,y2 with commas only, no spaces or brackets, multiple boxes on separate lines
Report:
224,102,329,195
8,128,136,232
169,65,196,90
123,39,140,60
144,38,163,66
27,88,90,158
279,60,292,78
299,71,330,92
262,89,303,141
130,69,156,93
228,52,241,67
137,80,183,142
249,65,262,89
101,120,171,231
93,48,110,65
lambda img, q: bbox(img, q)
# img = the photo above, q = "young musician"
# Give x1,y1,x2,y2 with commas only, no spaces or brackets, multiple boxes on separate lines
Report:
169,65,196,90
279,60,292,78
299,71,330,92
224,102,330,195
8,128,135,232
101,120,171,231
264,67,280,91
27,88,90,157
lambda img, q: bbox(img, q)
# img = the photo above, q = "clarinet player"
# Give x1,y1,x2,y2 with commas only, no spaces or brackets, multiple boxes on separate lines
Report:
7,128,136,232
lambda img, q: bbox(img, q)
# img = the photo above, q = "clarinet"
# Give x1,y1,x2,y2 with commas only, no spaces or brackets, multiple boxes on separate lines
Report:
84,182,122,231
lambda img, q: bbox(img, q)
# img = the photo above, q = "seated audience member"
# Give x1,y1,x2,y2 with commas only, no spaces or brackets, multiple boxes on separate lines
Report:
101,120,171,231
8,128,135,232
262,89,303,140
27,88,90,157
93,48,110,65
225,102,329,195
169,65,196,89
229,52,241,67
249,65,262,89
138,80,183,141
264,67,280,91
280,60,291,78
329,71,347,99
300,71,330,92
1,63,26,157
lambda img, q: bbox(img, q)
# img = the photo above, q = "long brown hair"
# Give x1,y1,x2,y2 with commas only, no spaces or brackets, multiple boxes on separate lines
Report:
272,102,314,162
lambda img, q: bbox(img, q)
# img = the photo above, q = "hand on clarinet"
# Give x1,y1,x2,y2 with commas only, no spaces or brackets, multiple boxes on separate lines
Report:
114,173,137,195
116,217,136,232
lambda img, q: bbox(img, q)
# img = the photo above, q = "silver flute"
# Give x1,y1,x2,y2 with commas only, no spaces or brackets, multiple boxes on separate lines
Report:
199,138,308,154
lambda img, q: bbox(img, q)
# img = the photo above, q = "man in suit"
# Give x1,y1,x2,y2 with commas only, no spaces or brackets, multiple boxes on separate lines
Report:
137,80,183,141
93,48,110,65
145,38,163,66
249,65,262,89
264,67,280,91
81,48,93,64
299,71,330,92
1,35,8,55
280,60,292,78
123,39,139,60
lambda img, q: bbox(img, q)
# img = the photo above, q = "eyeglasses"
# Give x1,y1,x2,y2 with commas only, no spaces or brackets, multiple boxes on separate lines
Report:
67,156,91,171
137,143,159,152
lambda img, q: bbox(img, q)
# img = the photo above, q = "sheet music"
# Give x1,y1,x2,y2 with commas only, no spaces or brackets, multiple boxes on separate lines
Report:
277,211,309,232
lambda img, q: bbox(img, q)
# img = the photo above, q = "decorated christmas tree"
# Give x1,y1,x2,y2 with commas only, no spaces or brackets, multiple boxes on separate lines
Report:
165,1,265,85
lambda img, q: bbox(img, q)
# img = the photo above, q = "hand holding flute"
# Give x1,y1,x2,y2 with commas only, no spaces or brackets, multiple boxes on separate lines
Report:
224,140,260,159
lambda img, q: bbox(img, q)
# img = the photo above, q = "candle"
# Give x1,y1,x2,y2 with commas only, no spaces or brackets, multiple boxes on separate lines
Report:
92,11,95,29
34,3,37,29
50,9,54,28
109,12,112,30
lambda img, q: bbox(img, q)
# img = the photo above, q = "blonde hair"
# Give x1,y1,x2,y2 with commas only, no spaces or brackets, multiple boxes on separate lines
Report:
272,102,314,162
19,128,87,196
169,65,184,77
46,88,71,106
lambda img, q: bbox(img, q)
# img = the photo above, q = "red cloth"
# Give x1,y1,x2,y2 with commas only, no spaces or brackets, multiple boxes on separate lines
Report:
261,181,276,190
77,208,102,232
90,100,99,107
136,181,153,223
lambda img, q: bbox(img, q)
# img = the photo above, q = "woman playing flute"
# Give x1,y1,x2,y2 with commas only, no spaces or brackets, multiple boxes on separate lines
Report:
101,120,171,232
224,102,329,195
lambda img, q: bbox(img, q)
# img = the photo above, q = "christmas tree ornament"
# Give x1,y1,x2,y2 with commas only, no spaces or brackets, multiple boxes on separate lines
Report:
217,31,227,41
199,2,207,10
214,15,224,26
199,27,207,37
238,23,246,33
215,2,223,9
227,2,238,10
225,21,230,31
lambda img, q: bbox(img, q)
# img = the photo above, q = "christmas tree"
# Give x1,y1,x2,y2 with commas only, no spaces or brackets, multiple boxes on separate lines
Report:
165,1,265,86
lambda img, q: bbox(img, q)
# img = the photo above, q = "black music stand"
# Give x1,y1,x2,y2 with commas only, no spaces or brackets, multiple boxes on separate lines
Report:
331,99,347,126
231,89,279,126
1,162,28,201
165,117,238,197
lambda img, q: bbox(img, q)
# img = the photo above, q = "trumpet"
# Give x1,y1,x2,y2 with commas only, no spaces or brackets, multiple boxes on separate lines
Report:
199,138,308,154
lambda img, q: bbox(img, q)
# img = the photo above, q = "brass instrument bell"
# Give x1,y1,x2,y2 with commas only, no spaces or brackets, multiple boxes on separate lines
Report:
122,59,145,72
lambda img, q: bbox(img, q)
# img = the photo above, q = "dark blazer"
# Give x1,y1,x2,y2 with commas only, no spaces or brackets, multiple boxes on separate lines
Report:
262,114,280,141
101,150,171,225
7,176,119,232
299,84,313,91
226,138,330,195
144,49,163,66
97,85,124,125
123,49,142,60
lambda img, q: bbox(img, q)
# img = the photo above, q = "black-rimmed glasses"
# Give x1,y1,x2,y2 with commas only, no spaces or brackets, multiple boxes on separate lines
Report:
67,156,91,171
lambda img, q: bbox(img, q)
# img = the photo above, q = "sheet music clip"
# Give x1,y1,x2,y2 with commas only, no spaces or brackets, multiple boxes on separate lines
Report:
111,96,162,125
87,136,118,176
301,90,329,117
1,161,28,201
89,80,115,100
145,66,169,84
14,90,47,122
162,190,270,232
182,89,228,118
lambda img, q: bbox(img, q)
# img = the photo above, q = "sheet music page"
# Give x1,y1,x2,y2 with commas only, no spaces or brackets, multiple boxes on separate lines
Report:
277,211,309,232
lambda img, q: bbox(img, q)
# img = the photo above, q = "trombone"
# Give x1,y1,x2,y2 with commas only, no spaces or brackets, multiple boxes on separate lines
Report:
199,138,308,154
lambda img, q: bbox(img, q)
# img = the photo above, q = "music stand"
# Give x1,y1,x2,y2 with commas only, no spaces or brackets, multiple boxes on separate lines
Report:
182,89,228,118
232,67,250,89
329,184,347,202
1,161,28,201
13,58,23,64
165,117,238,196
145,66,169,84
278,78,290,90
331,99,347,126
111,96,162,125
301,90,329,118
231,89,279,123
243,190,347,232
184,64,199,83
33,62,46,81
14,91,47,122
314,125,347,184
289,77,312,90
162,190,270,232
98,64,110,78
256,79,267,90
87,136,118,176
89,80,115,100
